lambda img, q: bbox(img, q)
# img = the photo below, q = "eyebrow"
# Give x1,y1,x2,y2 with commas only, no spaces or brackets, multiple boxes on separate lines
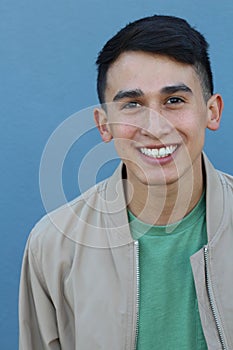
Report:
113,89,144,102
160,84,193,95
112,84,193,102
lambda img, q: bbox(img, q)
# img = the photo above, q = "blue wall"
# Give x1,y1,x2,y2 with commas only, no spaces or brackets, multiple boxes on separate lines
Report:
1,0,233,348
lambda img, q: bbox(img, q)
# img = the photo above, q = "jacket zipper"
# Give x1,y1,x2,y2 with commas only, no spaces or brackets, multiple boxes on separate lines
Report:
204,246,227,350
134,240,140,350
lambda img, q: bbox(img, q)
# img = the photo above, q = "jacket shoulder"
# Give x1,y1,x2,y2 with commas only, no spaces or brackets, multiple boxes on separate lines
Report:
217,169,233,191
28,177,110,252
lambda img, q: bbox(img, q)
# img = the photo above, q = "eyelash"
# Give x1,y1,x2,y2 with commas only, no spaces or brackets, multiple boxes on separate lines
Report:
166,97,184,104
122,101,141,109
121,96,185,110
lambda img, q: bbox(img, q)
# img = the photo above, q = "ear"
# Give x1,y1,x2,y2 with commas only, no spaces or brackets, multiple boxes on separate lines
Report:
94,107,113,143
206,94,224,131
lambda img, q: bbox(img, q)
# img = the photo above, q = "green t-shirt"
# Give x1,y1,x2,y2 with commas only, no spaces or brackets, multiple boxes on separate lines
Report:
128,192,208,350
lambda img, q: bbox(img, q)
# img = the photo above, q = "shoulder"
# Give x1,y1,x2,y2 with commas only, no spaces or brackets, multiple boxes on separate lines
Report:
28,177,109,251
217,169,233,188
215,169,233,198
27,162,127,253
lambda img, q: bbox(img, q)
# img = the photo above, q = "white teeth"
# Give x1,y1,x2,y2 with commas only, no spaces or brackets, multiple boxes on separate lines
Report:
140,145,177,159
159,148,166,157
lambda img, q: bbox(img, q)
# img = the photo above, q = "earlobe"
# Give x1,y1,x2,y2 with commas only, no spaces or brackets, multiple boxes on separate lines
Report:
94,108,113,143
207,94,224,131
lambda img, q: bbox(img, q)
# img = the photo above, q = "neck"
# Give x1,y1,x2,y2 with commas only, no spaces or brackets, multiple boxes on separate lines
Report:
125,162,204,226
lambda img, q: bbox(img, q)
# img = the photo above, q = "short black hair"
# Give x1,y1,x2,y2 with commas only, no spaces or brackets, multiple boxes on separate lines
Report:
96,15,213,104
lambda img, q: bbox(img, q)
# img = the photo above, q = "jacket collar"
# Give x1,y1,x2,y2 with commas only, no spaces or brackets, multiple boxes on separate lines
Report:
105,163,134,246
202,153,225,242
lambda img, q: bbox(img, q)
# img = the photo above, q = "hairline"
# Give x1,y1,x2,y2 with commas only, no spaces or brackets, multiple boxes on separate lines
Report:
100,51,211,107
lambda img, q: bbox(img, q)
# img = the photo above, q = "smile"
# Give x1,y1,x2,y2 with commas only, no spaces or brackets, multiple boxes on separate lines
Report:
140,145,178,159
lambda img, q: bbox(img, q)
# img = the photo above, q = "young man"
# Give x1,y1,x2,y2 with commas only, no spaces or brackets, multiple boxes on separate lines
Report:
19,15,233,349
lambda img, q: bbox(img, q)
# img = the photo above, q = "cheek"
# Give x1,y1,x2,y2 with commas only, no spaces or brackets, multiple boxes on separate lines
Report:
175,111,207,136
111,124,138,140
111,125,138,156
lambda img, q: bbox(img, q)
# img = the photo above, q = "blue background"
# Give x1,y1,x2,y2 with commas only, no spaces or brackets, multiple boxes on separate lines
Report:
1,0,233,348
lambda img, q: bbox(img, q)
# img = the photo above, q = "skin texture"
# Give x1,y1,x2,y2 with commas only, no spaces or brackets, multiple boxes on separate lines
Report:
94,52,223,225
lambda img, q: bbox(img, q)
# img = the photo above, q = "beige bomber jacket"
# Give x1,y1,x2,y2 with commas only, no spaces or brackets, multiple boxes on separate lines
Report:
19,154,233,350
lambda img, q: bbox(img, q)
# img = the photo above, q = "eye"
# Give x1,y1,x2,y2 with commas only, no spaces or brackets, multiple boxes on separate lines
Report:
122,101,142,109
166,97,184,105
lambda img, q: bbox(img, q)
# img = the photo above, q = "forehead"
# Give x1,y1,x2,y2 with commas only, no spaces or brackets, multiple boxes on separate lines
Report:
105,51,200,99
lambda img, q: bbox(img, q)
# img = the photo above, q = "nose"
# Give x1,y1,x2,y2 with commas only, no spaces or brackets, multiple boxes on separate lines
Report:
140,107,173,139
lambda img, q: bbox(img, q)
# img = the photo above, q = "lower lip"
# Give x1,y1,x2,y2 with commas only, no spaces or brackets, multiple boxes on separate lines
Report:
138,148,178,165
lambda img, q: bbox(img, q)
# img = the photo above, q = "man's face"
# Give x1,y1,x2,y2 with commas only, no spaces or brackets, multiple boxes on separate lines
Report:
95,52,222,187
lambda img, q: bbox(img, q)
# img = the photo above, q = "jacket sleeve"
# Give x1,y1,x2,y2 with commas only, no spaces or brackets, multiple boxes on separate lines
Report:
19,236,61,350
